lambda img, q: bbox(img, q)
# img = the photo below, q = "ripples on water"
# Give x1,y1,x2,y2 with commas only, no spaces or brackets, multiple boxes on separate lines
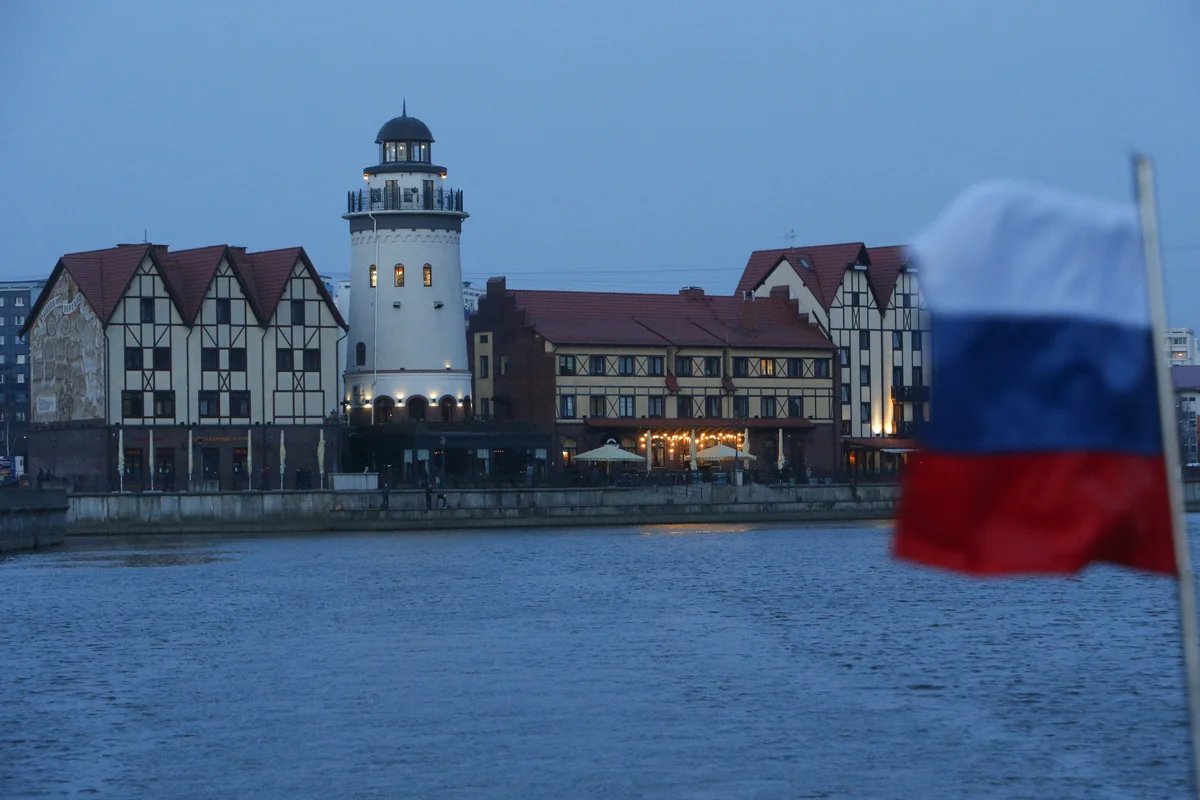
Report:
0,521,1192,799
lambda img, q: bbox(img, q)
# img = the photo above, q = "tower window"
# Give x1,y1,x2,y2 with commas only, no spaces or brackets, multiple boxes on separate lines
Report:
369,264,377,288
355,342,366,367
216,299,231,324
423,264,432,287
383,142,408,162
394,264,405,287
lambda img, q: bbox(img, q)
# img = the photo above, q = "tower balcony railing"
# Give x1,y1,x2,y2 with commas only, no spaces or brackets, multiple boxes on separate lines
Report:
346,186,465,214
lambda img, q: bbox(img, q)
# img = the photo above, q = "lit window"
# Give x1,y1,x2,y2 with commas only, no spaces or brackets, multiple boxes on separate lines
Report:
423,264,432,287
394,264,405,287
369,264,377,288
759,358,775,376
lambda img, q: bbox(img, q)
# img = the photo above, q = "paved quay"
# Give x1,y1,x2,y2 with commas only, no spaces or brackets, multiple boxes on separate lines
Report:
65,483,898,536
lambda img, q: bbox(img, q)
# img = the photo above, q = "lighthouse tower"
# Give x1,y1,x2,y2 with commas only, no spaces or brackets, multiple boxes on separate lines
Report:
343,106,470,424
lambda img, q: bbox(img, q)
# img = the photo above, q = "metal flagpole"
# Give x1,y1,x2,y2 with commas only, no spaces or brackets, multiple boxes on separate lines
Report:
1135,154,1200,798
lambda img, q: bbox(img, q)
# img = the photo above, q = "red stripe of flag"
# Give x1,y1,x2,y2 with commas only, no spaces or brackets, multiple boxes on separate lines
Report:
895,452,1176,575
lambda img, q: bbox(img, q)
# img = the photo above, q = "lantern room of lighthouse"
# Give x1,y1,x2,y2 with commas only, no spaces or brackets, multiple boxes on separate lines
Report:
343,105,470,425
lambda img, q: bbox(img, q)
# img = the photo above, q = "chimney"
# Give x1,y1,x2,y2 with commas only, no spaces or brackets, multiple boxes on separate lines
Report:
679,286,705,299
768,286,790,301
487,276,507,295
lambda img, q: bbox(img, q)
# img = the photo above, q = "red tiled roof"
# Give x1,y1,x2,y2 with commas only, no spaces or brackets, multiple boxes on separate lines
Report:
734,242,869,309
26,243,346,335
505,289,833,350
154,245,226,325
54,244,151,323
864,245,910,311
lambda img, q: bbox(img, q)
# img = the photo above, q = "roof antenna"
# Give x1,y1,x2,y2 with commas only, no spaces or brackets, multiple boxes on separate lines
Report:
143,229,148,243
784,228,796,247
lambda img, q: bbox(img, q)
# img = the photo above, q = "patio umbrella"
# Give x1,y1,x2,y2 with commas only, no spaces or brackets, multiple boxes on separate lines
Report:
575,441,643,479
695,443,756,462
574,442,645,463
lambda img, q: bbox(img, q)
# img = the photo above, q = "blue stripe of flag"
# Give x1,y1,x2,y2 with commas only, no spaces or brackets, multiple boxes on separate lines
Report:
924,315,1162,456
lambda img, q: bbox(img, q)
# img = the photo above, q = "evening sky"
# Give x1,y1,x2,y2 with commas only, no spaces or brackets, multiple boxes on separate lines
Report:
2,1,1198,326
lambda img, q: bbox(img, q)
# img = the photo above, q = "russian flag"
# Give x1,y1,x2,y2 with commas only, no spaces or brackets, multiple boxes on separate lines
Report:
895,181,1177,575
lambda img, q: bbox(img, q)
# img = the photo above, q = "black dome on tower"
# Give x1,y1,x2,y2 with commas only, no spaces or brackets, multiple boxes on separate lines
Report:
375,103,434,144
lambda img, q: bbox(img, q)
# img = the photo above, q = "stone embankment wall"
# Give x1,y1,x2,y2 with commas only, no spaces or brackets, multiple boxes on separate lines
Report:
66,483,900,536
0,490,68,552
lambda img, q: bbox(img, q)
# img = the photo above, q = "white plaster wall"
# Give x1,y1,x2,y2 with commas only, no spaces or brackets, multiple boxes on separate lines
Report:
344,226,469,404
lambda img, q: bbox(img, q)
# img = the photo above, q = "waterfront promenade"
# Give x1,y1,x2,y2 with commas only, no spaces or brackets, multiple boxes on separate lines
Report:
65,482,897,536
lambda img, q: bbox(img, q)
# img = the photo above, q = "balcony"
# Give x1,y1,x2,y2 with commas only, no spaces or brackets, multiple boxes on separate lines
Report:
891,385,930,403
346,186,464,214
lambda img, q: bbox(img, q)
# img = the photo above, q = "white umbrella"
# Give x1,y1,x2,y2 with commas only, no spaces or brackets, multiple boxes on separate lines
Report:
187,428,193,488
117,427,125,492
574,442,645,463
317,428,326,489
279,429,287,490
247,427,253,491
695,443,756,462
149,428,155,491
776,427,785,471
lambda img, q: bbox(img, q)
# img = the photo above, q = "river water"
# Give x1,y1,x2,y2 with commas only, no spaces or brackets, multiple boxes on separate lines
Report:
0,522,1192,799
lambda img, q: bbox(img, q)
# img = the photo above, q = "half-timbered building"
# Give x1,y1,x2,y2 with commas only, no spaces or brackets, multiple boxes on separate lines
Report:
24,243,346,491
469,278,840,478
735,242,931,474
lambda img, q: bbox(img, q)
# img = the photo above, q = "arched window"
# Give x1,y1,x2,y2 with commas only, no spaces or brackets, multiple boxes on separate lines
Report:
394,264,405,287
368,264,377,288
355,342,366,366
423,263,432,287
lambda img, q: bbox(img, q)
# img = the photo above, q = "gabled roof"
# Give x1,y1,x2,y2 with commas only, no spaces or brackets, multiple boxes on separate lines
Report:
864,245,911,311
734,243,869,309
154,244,226,325
501,288,833,350
40,244,152,326
24,242,347,336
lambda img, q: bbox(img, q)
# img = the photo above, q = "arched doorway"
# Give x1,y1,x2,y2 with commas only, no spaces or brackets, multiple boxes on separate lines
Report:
373,396,395,423
406,396,428,421
438,395,457,422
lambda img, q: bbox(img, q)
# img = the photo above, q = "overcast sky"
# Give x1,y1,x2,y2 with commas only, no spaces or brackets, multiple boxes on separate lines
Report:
3,2,1199,326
